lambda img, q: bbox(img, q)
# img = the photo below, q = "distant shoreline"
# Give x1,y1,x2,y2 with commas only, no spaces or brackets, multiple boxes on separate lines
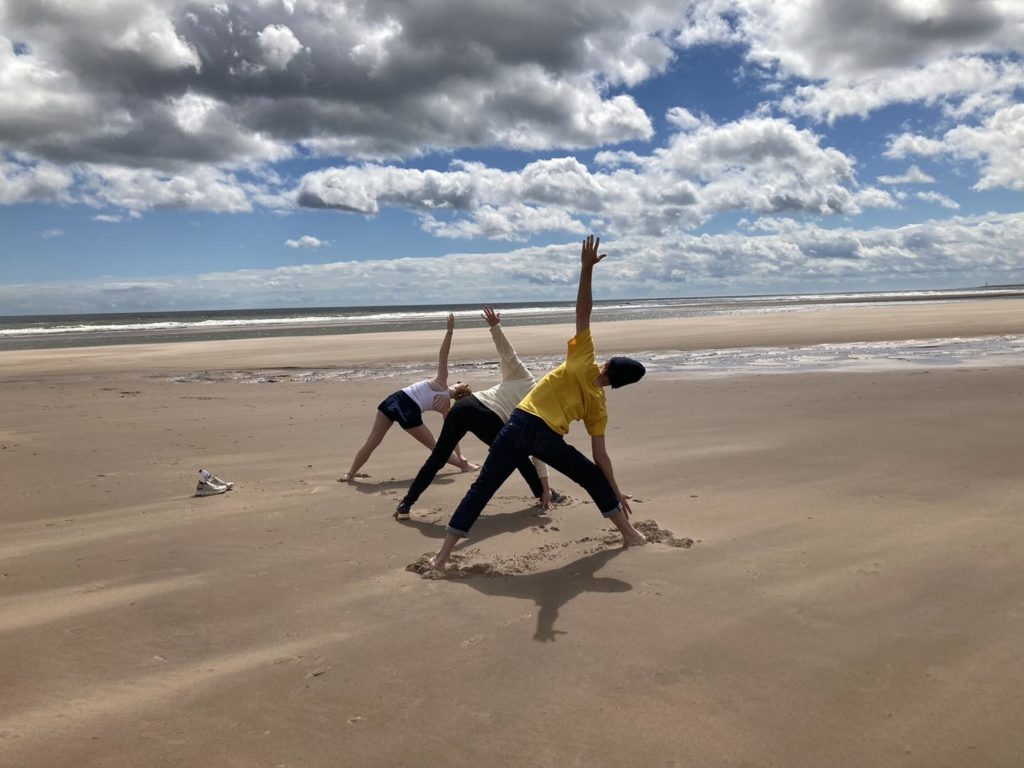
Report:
3,286,1024,352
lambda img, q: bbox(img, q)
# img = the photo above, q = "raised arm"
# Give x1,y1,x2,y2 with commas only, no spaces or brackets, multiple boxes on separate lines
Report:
434,313,455,385
482,306,530,381
576,235,606,335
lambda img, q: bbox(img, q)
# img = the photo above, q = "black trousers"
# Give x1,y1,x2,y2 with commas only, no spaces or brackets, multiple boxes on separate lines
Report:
402,395,544,507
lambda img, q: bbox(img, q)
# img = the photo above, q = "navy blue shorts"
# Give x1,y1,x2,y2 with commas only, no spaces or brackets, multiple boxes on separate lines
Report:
377,391,423,429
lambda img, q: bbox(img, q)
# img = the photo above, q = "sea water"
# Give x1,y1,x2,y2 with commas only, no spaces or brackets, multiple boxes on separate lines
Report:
2,286,1022,351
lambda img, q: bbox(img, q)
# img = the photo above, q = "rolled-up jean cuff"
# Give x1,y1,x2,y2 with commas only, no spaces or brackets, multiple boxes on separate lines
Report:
600,503,622,518
446,525,470,538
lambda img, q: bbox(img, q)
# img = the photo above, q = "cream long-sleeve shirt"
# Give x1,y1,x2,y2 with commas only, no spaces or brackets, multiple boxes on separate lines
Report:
473,324,548,480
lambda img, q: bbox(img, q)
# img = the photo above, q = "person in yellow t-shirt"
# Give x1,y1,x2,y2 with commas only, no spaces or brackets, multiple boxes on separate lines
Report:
431,235,647,571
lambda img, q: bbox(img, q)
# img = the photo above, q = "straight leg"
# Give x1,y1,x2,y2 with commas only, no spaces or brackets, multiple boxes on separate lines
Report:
465,405,545,499
405,424,469,469
402,399,473,507
529,433,619,516
341,410,394,480
530,432,646,545
445,424,523,537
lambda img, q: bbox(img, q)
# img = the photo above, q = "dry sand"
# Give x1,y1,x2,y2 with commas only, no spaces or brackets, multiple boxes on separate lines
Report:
2,299,1024,767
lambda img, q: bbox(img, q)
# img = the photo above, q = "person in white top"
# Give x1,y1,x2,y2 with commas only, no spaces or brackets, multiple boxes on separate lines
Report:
394,306,564,519
339,313,476,482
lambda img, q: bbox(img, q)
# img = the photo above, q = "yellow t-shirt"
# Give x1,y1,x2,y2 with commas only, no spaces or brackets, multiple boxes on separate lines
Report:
517,329,608,436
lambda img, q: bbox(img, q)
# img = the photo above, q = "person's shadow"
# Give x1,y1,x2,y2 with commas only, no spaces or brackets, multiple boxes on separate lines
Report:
344,474,458,494
401,502,549,546
448,547,631,642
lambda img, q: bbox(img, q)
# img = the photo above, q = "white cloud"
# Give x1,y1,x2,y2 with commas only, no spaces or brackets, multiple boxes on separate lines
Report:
0,0,677,169
673,2,1024,128
40,228,63,239
885,104,1024,190
781,56,1024,122
79,165,254,213
285,235,330,249
256,24,304,72
4,212,1023,312
298,115,889,240
916,191,959,209
0,157,73,204
682,0,1024,80
877,165,936,185
665,106,704,131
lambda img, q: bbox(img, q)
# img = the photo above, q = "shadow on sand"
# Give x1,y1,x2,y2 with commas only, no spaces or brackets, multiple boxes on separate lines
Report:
449,547,631,642
343,473,459,494
400,503,549,546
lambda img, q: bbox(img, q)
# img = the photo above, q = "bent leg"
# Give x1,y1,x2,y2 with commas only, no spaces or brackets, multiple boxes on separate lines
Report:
342,410,394,479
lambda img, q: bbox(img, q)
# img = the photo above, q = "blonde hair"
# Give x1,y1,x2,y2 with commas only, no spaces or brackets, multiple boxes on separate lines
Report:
451,382,473,400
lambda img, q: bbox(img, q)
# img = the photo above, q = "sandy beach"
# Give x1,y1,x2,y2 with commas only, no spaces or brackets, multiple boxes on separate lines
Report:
3,298,1024,767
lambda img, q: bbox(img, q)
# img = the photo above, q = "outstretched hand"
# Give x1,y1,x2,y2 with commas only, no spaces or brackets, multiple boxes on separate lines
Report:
481,306,501,327
446,312,455,333
581,235,606,268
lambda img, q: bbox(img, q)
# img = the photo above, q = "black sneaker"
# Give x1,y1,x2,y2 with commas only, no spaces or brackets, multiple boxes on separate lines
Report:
395,500,411,520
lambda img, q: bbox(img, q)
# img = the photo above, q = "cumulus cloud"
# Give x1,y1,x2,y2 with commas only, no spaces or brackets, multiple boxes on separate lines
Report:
681,0,1023,81
285,235,329,248
298,115,892,240
0,0,675,169
4,213,1022,313
673,2,1024,126
781,56,1024,122
79,165,254,213
2,0,1020,221
0,156,73,204
877,165,936,185
916,191,959,209
256,24,304,72
886,104,1024,190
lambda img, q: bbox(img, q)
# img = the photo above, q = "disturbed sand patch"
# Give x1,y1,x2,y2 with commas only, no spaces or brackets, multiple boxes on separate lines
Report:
406,519,693,579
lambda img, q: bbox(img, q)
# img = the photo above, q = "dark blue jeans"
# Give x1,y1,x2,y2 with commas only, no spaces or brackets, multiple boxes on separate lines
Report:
402,395,544,507
447,409,621,537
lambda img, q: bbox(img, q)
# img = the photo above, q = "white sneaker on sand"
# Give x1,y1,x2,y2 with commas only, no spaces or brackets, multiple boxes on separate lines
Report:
199,468,233,491
195,479,228,496
211,474,234,490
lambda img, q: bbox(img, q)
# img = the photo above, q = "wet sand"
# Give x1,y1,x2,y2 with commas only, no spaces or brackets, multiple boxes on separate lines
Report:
2,299,1024,767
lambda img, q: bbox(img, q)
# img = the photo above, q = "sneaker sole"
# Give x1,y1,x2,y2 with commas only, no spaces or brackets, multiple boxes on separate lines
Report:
394,512,411,520
195,486,228,497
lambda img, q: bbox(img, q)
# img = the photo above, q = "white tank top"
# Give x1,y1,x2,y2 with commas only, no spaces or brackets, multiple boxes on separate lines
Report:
401,379,447,413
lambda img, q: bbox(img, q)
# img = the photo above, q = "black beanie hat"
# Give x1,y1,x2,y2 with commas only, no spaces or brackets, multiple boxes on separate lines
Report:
607,356,646,388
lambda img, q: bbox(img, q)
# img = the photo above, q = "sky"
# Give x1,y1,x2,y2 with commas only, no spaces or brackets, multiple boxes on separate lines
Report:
1,0,1023,314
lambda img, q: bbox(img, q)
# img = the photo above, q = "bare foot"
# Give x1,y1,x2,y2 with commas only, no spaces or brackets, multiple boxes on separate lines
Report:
459,460,480,472
622,528,648,547
429,554,448,572
338,472,369,483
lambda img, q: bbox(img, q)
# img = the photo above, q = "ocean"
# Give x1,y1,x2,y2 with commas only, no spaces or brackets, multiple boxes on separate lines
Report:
2,286,1023,351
